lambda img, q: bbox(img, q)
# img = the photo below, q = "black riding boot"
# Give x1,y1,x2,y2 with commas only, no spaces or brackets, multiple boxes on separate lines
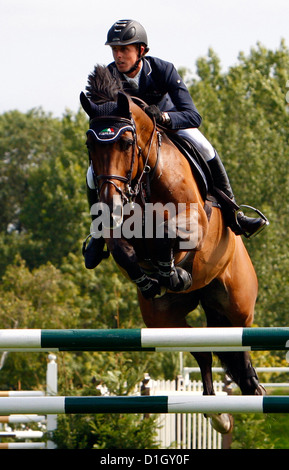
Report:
82,186,110,269
207,152,267,237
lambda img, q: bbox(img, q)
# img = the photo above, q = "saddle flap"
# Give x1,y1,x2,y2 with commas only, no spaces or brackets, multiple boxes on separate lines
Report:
168,133,213,200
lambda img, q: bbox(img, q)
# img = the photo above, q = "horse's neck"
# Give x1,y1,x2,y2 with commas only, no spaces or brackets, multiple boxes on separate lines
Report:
132,104,204,206
151,135,204,206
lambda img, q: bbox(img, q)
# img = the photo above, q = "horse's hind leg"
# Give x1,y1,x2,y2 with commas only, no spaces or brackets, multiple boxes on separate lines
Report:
138,291,216,394
192,351,234,434
216,350,265,395
139,291,234,434
202,304,265,396
191,352,214,395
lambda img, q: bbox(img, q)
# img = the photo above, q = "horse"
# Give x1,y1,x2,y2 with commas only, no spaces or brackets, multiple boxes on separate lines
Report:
80,65,265,434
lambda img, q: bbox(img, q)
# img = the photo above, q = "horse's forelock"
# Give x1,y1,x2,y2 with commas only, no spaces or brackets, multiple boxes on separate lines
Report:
86,65,123,104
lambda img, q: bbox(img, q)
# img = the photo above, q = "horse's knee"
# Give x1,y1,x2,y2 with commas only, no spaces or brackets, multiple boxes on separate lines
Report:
141,305,188,328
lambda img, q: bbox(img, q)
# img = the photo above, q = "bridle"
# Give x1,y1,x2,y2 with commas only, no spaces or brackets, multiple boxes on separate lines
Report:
87,113,161,204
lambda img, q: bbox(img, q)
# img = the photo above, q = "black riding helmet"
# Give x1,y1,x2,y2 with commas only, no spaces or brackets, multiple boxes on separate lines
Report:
105,19,148,48
105,19,149,74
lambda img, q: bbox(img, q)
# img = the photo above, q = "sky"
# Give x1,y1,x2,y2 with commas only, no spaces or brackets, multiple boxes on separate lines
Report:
1,0,289,117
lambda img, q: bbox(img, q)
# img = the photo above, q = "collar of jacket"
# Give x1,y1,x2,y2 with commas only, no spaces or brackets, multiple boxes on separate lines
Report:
141,58,152,76
109,57,152,79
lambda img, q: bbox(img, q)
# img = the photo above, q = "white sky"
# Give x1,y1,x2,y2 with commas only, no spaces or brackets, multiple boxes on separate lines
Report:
1,0,289,117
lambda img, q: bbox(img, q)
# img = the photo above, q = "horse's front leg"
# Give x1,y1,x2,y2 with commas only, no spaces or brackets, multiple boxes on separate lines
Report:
109,238,161,299
155,221,192,292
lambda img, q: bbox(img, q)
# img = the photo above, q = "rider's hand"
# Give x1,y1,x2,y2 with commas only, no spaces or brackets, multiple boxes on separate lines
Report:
145,105,164,124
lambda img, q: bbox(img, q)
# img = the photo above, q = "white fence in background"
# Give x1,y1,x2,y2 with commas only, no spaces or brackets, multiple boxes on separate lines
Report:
0,353,57,449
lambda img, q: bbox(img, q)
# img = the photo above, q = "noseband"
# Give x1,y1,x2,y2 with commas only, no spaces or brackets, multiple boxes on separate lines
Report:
87,114,160,203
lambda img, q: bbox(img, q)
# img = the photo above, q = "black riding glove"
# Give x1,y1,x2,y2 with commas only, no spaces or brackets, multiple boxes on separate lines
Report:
145,105,168,126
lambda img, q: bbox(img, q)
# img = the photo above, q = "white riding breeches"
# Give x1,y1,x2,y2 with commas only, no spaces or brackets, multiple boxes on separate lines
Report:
176,128,216,162
86,127,216,190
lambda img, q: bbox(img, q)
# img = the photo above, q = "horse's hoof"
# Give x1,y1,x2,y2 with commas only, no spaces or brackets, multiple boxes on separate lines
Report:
254,384,267,395
207,413,234,434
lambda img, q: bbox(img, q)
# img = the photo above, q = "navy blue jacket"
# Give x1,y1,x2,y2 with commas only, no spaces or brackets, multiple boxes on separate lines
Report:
108,56,202,130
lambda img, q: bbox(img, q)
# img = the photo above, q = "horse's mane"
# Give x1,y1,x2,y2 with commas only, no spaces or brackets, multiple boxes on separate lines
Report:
85,65,123,104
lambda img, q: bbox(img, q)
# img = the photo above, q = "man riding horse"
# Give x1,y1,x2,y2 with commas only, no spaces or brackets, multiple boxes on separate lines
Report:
84,19,267,272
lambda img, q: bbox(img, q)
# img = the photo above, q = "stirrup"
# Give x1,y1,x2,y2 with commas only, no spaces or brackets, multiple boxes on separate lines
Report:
236,205,269,239
82,233,93,256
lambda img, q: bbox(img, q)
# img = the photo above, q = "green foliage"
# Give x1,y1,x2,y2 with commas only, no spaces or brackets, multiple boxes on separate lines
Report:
53,413,159,449
0,42,289,448
230,413,277,449
0,108,88,271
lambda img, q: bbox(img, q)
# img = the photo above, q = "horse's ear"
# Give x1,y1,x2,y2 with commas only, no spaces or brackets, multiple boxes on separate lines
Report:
117,92,131,119
80,92,97,118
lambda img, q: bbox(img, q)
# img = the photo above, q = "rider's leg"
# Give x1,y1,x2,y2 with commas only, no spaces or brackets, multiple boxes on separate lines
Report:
83,166,109,269
176,128,267,237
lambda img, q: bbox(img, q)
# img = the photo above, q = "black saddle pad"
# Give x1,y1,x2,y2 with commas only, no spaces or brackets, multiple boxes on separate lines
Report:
167,132,214,200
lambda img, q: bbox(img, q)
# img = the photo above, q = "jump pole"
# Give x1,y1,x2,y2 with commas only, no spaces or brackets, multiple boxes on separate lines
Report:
0,328,288,352
0,443,46,449
0,395,289,415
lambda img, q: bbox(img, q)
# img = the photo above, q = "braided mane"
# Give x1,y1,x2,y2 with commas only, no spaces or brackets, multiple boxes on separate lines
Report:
85,65,123,104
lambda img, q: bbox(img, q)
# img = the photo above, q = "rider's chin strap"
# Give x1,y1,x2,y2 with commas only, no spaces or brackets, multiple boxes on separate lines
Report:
123,46,149,75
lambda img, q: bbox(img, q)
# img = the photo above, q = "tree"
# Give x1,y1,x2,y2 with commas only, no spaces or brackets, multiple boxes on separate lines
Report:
0,109,61,233
0,108,89,272
190,41,289,328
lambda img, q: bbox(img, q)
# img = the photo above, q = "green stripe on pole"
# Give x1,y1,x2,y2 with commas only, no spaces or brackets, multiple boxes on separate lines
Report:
64,396,168,414
263,396,289,413
242,327,289,349
41,329,150,351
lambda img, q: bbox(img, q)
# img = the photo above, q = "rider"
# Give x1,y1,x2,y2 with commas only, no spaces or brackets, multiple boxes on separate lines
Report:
84,19,267,270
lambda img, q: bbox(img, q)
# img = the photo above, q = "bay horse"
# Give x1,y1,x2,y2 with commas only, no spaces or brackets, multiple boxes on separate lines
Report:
80,65,265,434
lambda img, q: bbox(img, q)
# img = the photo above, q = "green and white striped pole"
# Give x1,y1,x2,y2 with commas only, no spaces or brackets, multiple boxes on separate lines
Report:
0,328,288,351
0,395,288,414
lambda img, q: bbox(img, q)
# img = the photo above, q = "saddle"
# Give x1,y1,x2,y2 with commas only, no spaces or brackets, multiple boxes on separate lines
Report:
167,132,213,200
166,132,224,220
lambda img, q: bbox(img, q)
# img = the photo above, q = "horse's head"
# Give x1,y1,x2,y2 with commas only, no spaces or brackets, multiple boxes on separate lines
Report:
81,90,136,206
81,66,158,232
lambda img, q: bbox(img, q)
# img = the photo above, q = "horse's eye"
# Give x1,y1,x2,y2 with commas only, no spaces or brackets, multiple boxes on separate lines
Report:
120,138,133,151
